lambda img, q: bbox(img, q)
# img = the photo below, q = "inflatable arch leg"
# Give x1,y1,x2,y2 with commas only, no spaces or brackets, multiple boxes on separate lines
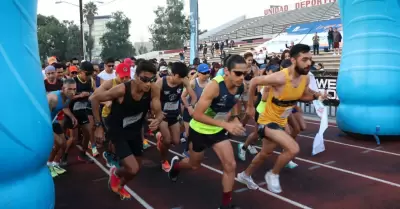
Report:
337,0,400,137
0,0,55,208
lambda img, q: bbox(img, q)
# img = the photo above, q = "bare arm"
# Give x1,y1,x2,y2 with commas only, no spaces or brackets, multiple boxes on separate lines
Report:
150,84,164,122
47,93,58,112
299,77,315,102
192,81,226,128
247,72,286,108
183,78,197,106
92,79,114,105
181,79,195,108
89,83,126,123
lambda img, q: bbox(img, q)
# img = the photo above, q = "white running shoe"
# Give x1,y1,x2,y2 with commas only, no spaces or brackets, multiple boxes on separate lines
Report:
237,171,259,190
247,145,258,155
237,143,246,161
285,160,298,169
265,170,282,193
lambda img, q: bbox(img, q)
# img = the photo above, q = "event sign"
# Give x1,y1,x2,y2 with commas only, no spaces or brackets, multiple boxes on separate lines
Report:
264,0,337,16
286,18,342,35
315,77,338,100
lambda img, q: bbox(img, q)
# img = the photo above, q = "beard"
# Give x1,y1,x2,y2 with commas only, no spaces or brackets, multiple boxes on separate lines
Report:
294,65,309,75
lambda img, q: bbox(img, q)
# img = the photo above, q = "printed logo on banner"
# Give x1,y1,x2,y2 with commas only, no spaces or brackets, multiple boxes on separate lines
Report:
315,77,339,100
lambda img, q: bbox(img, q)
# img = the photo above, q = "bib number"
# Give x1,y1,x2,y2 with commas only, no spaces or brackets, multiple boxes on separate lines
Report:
163,101,179,111
73,101,88,111
280,107,293,119
214,112,228,121
122,113,143,128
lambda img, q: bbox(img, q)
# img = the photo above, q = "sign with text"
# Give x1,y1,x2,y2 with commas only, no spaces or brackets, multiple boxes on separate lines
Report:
315,76,338,100
264,0,336,16
286,18,342,35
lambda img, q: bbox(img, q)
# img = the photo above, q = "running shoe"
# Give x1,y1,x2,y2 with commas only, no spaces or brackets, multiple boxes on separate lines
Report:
143,139,151,150
119,187,132,200
285,160,298,169
60,153,68,167
48,166,58,178
182,150,190,158
168,156,180,182
103,151,114,168
52,163,67,175
247,145,258,155
156,132,162,151
161,160,171,172
77,152,94,163
237,172,258,190
92,145,99,157
265,170,282,193
108,167,121,194
237,143,246,161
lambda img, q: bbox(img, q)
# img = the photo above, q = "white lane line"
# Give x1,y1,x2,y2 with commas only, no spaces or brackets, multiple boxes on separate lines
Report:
147,140,312,209
230,139,400,189
245,124,400,157
76,145,154,209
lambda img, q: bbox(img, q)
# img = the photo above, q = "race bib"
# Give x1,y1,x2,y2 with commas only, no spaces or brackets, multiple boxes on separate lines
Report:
214,112,228,121
164,101,179,111
122,112,143,128
73,101,88,111
280,107,293,119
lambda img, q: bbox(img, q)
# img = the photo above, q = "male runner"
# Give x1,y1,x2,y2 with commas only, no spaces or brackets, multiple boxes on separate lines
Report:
63,61,97,163
90,60,163,200
168,55,247,209
155,62,197,171
91,63,132,168
238,44,327,193
47,79,77,177
44,65,63,92
98,58,116,83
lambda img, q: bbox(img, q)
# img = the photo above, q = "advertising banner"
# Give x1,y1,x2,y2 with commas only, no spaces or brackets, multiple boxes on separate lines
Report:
286,18,342,35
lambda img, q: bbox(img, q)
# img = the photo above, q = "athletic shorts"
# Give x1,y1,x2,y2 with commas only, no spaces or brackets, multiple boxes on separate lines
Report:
333,42,340,48
52,122,64,135
53,118,74,135
72,109,91,125
110,132,143,159
189,127,229,153
257,123,285,139
182,108,191,123
163,115,179,126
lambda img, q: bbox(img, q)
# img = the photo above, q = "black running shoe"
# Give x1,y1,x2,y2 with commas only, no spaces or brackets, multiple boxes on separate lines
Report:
168,156,180,182
77,152,94,163
219,205,240,209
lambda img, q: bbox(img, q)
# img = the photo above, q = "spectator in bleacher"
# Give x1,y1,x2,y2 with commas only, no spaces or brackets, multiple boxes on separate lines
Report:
281,50,290,61
203,41,208,58
230,39,235,48
333,28,342,56
198,43,203,52
214,41,220,56
211,62,220,78
220,41,224,52
312,32,320,55
179,51,185,62
256,50,266,65
192,57,200,69
327,27,334,51
210,42,215,58
220,51,226,66
285,41,294,49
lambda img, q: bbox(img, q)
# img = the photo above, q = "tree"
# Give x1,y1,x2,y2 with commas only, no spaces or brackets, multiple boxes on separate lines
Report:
100,11,136,59
37,15,81,62
149,0,187,50
138,45,148,55
83,2,98,61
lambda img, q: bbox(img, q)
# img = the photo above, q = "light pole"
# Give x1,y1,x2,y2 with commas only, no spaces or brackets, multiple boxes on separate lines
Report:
87,13,95,61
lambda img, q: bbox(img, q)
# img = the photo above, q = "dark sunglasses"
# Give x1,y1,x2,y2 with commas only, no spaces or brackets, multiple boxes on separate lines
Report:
139,76,156,83
199,71,210,75
232,71,247,77
71,72,78,75
107,65,114,68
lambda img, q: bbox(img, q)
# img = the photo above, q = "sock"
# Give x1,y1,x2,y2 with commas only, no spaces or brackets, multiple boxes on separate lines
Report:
222,191,232,206
242,145,247,151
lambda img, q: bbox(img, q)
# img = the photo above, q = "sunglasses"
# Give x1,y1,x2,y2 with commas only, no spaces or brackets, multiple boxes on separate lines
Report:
199,71,210,75
71,72,78,75
139,76,156,83
232,71,247,77
107,65,114,68
190,71,196,75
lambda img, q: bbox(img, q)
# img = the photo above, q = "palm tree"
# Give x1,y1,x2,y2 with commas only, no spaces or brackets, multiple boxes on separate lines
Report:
83,2,98,61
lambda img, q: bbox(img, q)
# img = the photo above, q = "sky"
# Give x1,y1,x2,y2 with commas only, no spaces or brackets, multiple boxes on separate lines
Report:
38,0,298,44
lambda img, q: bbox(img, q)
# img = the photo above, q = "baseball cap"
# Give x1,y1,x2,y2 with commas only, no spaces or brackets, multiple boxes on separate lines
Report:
116,63,131,78
80,61,94,72
47,56,57,65
124,58,133,66
159,66,168,72
45,65,56,73
197,63,210,73
69,65,78,73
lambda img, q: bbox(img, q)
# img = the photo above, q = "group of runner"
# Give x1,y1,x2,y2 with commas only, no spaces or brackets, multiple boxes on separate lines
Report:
45,43,327,209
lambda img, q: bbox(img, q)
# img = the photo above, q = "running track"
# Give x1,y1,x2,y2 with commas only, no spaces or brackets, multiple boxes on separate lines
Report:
55,118,400,209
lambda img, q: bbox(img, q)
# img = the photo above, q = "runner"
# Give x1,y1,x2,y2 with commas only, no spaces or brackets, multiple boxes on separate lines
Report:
90,60,163,200
155,62,197,171
167,55,247,209
181,63,210,157
91,63,132,168
237,44,327,193
47,78,77,177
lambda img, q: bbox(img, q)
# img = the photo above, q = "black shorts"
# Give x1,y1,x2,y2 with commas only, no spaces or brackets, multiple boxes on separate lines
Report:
53,117,74,135
189,127,229,153
110,132,143,159
163,116,179,126
72,109,91,125
255,111,259,122
257,123,285,139
52,122,64,135
182,108,191,123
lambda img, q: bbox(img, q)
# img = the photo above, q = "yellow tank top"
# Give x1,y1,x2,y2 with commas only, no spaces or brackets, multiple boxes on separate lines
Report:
101,79,118,118
257,68,307,127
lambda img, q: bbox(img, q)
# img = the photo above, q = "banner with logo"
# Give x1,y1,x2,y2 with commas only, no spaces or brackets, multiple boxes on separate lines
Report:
286,18,342,35
315,76,338,100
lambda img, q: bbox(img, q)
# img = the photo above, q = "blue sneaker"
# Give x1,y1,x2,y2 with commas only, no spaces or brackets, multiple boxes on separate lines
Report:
102,151,114,168
182,150,190,158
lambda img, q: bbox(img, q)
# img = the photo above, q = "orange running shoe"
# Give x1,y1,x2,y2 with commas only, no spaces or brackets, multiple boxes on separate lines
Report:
156,132,163,151
108,167,121,194
161,160,171,172
119,187,132,200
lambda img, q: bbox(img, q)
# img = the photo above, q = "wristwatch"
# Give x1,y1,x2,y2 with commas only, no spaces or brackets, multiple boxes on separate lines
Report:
94,122,102,128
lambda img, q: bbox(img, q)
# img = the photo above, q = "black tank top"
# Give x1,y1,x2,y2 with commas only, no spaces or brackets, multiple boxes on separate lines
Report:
44,79,63,92
244,69,254,81
160,76,183,118
108,81,151,137
70,76,93,111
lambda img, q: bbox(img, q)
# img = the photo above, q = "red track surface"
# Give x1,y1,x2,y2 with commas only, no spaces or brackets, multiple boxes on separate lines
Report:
55,119,400,209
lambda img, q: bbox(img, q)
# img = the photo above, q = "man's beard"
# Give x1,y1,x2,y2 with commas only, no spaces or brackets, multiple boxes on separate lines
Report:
295,65,309,75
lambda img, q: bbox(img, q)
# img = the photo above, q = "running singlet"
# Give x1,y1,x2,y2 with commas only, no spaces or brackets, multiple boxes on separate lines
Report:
257,68,307,127
70,76,93,112
186,78,206,105
49,91,69,122
107,81,151,137
160,76,183,119
44,79,63,92
101,79,118,118
190,76,243,134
